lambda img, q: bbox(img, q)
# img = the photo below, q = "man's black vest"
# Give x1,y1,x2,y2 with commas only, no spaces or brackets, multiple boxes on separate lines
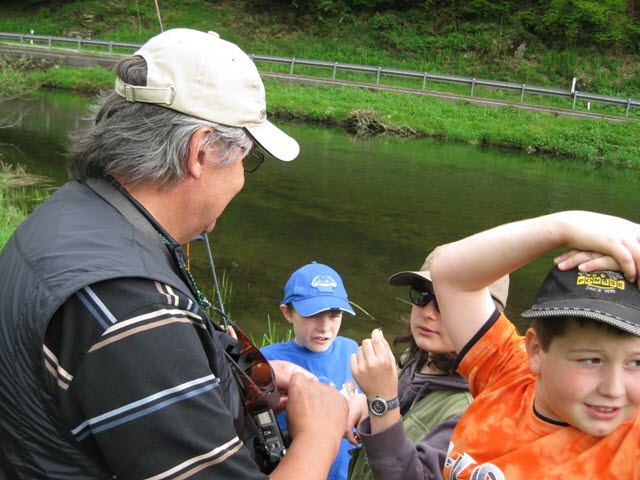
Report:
0,180,247,478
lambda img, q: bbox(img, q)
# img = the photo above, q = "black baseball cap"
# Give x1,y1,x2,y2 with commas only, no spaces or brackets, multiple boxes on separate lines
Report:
521,267,640,337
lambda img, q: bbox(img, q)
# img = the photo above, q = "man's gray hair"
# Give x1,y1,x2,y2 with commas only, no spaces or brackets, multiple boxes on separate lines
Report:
67,56,252,188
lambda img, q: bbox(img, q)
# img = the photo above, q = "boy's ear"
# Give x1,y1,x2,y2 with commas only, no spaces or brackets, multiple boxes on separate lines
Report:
279,304,293,324
525,328,542,375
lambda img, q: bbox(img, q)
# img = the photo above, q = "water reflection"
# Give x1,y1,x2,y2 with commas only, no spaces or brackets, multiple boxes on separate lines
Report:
1,91,638,343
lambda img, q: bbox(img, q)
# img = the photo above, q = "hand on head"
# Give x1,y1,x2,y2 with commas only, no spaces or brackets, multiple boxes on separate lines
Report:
554,211,640,285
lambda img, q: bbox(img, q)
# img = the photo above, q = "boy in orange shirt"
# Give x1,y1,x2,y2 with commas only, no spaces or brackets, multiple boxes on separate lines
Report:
425,210,640,479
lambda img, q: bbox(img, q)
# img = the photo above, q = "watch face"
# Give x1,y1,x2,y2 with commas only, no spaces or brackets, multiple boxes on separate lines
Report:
370,398,387,416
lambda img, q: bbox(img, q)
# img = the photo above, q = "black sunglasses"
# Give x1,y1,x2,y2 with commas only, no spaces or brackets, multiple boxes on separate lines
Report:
243,149,265,173
409,286,439,312
230,326,280,415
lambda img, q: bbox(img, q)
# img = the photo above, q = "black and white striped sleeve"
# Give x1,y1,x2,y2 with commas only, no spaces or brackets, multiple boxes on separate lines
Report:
44,278,266,480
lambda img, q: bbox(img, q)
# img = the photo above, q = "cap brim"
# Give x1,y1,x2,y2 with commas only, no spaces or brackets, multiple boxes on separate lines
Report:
521,298,640,336
245,120,299,162
291,296,356,317
388,270,432,288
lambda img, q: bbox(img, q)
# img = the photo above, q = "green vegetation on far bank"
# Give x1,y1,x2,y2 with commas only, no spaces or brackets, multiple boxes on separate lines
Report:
0,163,50,249
1,0,639,169
2,0,640,101
4,58,637,170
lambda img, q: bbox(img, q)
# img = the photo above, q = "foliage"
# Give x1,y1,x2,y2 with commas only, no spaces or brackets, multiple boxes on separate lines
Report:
0,163,50,249
0,57,42,100
527,0,633,48
251,315,293,348
31,64,115,92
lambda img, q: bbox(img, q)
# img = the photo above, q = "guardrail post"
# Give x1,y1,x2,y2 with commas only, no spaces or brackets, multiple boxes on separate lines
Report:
332,62,337,79
290,58,296,74
423,73,427,90
572,91,578,110
109,40,113,54
19,34,24,46
626,99,631,118
77,38,81,52
520,84,526,103
375,67,381,84
471,78,476,96
48,37,52,49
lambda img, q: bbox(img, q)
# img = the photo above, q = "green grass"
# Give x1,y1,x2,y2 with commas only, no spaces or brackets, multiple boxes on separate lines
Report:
251,315,293,348
1,0,639,99
0,163,50,249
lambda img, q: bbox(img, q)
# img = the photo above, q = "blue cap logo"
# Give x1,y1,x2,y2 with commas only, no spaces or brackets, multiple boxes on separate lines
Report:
311,275,338,292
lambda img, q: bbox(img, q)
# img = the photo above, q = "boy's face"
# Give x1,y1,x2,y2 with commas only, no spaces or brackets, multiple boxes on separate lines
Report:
526,319,640,436
281,305,343,353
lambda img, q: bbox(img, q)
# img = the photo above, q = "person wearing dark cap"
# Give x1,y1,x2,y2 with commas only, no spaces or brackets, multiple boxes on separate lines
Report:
347,250,508,480
0,29,347,479
262,261,360,480
427,210,640,479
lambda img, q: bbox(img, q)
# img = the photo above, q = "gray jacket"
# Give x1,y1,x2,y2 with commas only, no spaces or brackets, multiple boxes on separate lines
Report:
349,355,471,480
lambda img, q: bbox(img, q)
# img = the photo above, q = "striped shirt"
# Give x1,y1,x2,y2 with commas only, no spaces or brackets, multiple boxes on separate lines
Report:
44,277,267,480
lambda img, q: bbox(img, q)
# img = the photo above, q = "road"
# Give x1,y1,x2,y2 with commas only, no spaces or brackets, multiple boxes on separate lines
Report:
1,43,635,123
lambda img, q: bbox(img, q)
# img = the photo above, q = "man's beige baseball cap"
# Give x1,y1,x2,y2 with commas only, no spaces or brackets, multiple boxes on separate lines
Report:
114,28,299,161
389,249,510,309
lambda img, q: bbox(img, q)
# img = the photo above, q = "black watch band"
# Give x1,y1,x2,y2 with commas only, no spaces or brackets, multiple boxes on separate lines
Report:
367,396,400,417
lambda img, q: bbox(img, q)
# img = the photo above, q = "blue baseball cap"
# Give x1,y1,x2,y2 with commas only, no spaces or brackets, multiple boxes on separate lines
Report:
282,262,356,317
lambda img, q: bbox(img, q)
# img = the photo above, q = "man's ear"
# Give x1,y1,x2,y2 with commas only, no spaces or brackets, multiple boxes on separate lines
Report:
279,304,293,324
525,327,542,374
185,126,214,179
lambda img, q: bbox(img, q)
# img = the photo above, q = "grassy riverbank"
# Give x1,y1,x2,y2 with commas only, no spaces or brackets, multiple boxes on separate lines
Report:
6,60,638,170
0,163,50,249
1,0,639,169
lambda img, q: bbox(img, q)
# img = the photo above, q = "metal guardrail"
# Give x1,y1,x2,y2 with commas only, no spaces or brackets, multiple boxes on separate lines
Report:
2,32,639,118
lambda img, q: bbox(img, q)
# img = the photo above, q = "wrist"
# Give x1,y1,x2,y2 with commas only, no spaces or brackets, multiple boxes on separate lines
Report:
367,395,400,417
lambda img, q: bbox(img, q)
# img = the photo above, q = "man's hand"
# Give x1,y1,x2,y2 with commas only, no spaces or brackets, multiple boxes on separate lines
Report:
285,373,348,440
269,360,316,413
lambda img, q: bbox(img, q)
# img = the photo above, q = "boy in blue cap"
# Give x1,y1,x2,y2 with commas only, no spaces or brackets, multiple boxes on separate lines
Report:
262,261,359,480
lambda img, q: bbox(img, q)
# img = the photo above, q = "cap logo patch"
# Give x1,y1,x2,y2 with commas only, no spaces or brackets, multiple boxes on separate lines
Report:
259,109,267,120
311,275,337,293
577,272,626,292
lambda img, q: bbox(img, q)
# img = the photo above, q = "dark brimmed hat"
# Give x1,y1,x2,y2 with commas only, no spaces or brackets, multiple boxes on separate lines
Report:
389,250,509,309
521,267,640,337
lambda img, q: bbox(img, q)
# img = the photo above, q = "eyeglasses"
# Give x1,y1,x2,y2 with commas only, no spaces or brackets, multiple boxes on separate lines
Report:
242,149,265,173
409,286,439,312
229,326,280,415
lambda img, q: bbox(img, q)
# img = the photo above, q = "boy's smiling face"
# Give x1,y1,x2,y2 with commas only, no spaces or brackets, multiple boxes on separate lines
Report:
526,319,640,436
281,306,343,353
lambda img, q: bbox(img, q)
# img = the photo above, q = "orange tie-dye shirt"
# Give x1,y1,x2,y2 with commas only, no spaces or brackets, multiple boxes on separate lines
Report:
443,313,640,480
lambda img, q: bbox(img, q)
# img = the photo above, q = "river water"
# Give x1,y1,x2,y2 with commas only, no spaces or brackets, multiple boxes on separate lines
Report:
1,90,638,342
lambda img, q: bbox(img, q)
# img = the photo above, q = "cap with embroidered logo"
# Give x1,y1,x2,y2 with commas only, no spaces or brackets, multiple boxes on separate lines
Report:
114,28,299,162
282,262,356,317
521,267,640,337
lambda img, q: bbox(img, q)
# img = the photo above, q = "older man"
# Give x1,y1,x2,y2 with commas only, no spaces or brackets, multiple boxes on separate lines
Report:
0,29,347,479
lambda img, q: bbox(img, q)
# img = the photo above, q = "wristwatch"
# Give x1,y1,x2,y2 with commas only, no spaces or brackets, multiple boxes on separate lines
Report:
367,396,400,416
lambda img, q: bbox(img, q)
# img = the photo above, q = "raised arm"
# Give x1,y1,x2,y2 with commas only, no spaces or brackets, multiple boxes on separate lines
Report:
430,211,640,352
